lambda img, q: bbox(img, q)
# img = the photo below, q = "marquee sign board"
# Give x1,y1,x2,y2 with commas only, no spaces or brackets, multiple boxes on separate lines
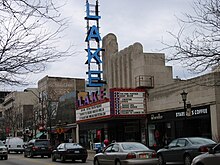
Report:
76,101,110,122
110,89,146,115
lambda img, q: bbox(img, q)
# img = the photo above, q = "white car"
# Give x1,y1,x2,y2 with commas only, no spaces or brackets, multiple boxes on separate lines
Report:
191,143,220,165
5,137,24,154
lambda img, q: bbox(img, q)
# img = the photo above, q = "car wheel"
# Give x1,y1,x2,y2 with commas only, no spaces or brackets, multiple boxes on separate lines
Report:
48,154,51,158
184,154,192,165
61,155,65,162
5,155,8,160
52,154,56,162
29,151,33,158
24,152,27,158
41,155,44,158
82,158,86,163
158,154,166,165
94,158,100,165
115,160,121,165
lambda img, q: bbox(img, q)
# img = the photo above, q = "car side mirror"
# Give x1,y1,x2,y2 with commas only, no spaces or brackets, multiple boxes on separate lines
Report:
209,148,215,154
164,146,169,149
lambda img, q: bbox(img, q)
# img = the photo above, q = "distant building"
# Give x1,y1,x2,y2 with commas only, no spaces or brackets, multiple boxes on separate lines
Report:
37,76,85,143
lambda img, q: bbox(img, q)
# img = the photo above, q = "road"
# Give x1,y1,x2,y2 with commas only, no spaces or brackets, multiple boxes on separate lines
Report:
1,153,94,165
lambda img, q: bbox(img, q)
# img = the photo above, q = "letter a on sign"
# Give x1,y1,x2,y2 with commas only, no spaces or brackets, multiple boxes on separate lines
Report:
86,25,101,42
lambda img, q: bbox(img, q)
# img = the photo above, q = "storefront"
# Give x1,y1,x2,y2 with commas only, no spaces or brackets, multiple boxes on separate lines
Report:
76,88,147,149
147,105,211,149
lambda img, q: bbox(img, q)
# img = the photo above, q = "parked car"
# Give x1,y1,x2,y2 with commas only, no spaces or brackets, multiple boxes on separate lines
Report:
0,140,8,160
93,142,158,165
191,143,220,165
24,139,52,158
52,143,88,163
157,137,216,165
5,137,24,154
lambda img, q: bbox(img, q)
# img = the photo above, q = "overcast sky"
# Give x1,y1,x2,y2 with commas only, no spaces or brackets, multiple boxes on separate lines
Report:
6,0,197,91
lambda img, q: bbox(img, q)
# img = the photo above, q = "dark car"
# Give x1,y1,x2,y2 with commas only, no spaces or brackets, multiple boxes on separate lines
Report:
52,143,88,163
192,143,220,165
24,139,52,158
93,142,158,165
157,137,216,165
0,140,8,160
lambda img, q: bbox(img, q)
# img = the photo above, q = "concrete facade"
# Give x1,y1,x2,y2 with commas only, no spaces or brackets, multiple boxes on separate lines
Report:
101,33,220,143
2,91,37,138
102,33,174,91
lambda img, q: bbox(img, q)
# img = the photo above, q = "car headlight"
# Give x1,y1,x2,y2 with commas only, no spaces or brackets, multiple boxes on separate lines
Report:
2,148,7,151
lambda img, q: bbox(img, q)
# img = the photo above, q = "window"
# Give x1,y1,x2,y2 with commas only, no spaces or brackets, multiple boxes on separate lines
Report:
104,145,112,153
112,144,119,152
168,139,178,148
177,139,186,147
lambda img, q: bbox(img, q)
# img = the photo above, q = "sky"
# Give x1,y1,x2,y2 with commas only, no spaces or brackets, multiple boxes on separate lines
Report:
5,0,197,91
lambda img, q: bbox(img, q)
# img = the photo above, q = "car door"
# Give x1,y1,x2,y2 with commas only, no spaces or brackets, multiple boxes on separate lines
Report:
105,144,120,165
162,139,178,162
98,144,113,165
56,143,65,159
203,144,220,165
173,139,187,162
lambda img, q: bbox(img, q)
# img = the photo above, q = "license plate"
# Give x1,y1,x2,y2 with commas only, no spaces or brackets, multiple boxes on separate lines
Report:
140,154,149,158
74,150,80,153
41,147,45,150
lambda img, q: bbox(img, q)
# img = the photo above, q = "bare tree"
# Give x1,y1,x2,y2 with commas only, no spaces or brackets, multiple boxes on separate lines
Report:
163,0,220,74
0,0,72,85
4,107,22,137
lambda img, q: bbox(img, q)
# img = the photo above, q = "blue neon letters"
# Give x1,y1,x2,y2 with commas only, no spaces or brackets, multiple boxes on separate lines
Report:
85,0,105,87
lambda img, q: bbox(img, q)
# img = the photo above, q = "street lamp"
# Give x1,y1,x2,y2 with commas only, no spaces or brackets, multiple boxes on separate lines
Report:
180,90,188,116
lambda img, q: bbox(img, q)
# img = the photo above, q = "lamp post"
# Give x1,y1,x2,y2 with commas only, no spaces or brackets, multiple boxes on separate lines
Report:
180,90,188,117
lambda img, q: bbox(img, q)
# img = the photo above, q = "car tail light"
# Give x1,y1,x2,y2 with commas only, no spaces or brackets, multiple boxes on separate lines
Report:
151,151,157,158
32,146,38,151
126,153,136,159
199,146,209,152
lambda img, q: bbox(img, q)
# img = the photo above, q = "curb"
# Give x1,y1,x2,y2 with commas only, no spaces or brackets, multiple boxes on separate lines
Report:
87,150,96,161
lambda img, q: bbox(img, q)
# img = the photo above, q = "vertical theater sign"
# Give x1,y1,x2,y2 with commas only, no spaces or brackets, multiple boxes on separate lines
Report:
85,0,105,87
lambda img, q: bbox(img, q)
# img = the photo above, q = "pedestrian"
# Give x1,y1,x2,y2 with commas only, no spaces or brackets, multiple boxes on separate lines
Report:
69,137,73,143
104,139,109,147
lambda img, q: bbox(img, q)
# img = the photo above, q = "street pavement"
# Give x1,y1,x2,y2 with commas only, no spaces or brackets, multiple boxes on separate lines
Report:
3,152,94,165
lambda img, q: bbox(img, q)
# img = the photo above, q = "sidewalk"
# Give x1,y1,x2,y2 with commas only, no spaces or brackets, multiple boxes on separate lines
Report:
87,150,96,161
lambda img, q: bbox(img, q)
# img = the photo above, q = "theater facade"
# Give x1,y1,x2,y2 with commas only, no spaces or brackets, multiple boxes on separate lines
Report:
76,88,147,148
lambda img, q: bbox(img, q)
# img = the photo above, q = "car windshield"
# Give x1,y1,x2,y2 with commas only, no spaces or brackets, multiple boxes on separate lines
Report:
65,143,83,149
188,138,216,145
35,141,49,146
122,143,149,150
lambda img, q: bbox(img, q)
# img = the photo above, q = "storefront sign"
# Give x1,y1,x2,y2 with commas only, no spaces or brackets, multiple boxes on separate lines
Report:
85,0,105,87
151,113,163,120
76,102,110,122
77,89,106,107
191,108,208,115
110,89,146,115
176,107,208,118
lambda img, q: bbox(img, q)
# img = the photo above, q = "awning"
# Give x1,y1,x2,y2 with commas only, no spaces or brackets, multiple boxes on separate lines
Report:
35,132,44,138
